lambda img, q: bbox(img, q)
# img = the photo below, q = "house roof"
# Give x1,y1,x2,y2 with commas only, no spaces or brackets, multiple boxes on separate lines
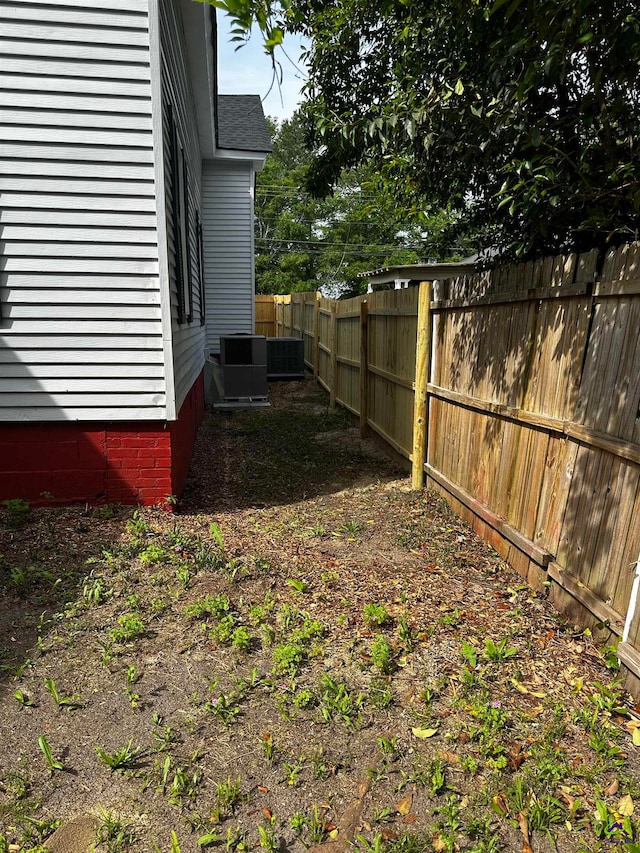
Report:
216,95,273,153
358,261,477,285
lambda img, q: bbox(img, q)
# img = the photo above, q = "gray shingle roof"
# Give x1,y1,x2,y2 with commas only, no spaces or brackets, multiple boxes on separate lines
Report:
217,94,273,153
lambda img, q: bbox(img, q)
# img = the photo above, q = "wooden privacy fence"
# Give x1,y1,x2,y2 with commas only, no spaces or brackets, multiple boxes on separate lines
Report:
256,243,640,693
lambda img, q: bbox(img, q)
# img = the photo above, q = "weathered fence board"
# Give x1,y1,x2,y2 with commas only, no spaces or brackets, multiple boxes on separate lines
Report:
256,242,640,694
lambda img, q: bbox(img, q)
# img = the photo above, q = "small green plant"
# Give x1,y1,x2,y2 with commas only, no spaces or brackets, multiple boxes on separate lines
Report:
175,564,191,589
397,617,415,651
96,807,136,852
206,692,242,727
44,677,83,710
3,497,30,528
272,641,306,677
152,714,178,751
293,688,316,710
83,575,107,605
38,735,64,772
285,577,308,593
231,626,251,651
340,519,363,536
319,673,365,728
258,818,278,853
213,776,243,821
248,593,275,625
109,613,146,644
185,593,231,621
169,766,200,806
430,756,447,796
282,757,304,786
292,806,326,846
441,608,461,627
14,689,34,708
377,735,402,760
482,637,517,663
461,641,478,668
363,602,390,628
139,544,169,565
224,558,247,582
96,740,142,772
261,731,276,763
370,676,394,709
371,635,394,673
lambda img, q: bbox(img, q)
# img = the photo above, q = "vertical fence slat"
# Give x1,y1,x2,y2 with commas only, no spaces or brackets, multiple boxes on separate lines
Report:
360,299,369,438
329,302,337,411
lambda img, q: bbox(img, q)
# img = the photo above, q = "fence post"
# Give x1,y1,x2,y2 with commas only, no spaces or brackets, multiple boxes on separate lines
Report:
329,302,337,410
412,281,432,489
360,299,369,438
313,295,320,381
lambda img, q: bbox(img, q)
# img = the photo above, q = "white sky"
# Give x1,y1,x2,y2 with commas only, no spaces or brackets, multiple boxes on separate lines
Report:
216,15,307,121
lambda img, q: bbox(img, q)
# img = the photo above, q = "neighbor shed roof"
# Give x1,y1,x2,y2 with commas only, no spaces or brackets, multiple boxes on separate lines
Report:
217,94,273,153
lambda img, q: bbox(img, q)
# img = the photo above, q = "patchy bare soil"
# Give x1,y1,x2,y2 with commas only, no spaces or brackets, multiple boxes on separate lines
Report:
1,378,639,853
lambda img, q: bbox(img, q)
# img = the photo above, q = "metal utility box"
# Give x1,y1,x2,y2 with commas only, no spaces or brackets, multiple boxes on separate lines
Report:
267,337,305,379
219,334,268,401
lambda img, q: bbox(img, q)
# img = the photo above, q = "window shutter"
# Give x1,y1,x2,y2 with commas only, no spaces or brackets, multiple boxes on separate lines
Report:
196,210,206,326
168,103,185,324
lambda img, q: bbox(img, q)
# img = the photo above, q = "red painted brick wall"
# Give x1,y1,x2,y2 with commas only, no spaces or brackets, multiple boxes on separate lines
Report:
0,370,205,507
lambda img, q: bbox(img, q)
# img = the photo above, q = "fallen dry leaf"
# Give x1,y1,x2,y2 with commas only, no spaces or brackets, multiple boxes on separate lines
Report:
262,807,272,821
432,833,447,852
258,785,269,794
491,795,509,816
508,743,526,771
437,749,459,764
603,779,619,797
618,794,634,816
395,794,413,815
402,814,417,824
517,811,532,853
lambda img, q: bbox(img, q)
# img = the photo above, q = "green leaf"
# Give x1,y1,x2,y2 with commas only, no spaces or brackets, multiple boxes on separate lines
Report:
411,726,439,739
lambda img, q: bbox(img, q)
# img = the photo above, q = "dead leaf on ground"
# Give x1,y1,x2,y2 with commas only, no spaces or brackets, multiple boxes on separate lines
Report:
432,833,447,852
604,779,619,797
437,749,459,764
516,811,531,850
618,794,634,816
395,794,412,815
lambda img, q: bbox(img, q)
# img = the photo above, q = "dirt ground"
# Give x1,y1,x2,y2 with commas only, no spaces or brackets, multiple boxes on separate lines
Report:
1,378,639,853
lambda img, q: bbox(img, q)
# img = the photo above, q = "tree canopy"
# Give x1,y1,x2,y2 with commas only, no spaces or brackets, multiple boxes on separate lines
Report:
255,112,456,296
214,0,640,260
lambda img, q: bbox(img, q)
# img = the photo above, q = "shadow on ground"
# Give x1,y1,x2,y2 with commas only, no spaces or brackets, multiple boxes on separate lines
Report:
181,377,405,514
0,507,130,691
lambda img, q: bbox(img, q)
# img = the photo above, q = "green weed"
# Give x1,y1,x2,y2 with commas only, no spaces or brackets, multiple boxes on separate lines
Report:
96,740,142,772
363,602,391,628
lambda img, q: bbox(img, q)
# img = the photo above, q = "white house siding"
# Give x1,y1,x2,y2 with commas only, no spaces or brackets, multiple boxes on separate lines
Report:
202,159,255,354
159,0,206,414
0,0,169,422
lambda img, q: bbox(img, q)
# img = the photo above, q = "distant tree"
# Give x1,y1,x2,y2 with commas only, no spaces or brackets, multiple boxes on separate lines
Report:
215,0,640,260
255,112,462,296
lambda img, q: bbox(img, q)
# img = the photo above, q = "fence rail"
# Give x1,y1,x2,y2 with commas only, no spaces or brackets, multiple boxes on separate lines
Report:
256,243,640,695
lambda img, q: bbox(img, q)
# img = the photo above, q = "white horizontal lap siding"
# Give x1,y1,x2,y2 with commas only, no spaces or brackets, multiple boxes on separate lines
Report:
202,160,255,354
159,0,205,414
0,0,167,422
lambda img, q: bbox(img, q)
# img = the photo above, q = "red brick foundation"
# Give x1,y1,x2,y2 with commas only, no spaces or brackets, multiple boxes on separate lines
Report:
0,371,205,507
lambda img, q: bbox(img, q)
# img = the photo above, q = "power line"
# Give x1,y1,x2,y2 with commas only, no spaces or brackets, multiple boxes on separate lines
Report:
255,237,424,249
